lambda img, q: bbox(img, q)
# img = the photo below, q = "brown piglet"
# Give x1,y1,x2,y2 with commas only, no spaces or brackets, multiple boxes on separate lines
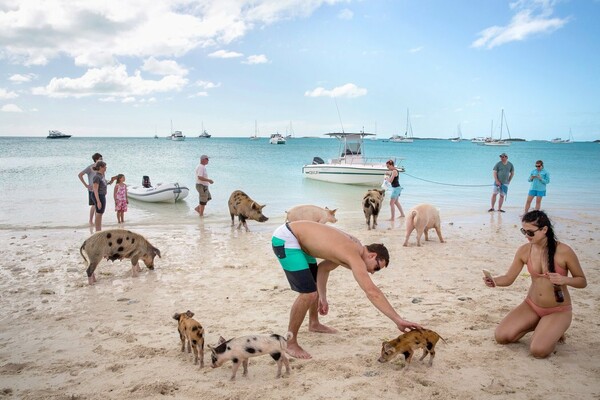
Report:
378,328,446,369
172,310,205,367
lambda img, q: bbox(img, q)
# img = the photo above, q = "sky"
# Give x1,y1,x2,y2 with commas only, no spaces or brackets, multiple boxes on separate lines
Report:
1,0,599,140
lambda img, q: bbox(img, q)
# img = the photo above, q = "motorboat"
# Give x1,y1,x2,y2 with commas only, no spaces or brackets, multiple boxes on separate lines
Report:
128,182,189,203
269,133,286,144
171,131,185,141
47,130,71,139
302,132,404,185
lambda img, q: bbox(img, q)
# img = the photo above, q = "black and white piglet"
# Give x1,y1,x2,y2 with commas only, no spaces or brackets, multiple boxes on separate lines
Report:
208,332,293,380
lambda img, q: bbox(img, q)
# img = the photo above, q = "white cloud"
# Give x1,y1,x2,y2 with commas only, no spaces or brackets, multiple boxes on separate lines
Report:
9,73,37,84
0,88,19,99
243,54,269,64
1,104,23,112
196,80,221,89
472,0,569,49
304,83,367,98
31,64,188,98
189,92,209,98
142,57,188,76
338,8,353,20
0,1,344,66
409,46,423,53
208,50,244,58
122,97,136,103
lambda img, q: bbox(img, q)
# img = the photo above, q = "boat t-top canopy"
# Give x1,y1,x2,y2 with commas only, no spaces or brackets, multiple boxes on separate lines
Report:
325,132,375,157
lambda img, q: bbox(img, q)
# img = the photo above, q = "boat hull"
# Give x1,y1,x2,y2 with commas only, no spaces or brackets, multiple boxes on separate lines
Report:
302,164,389,185
128,183,189,203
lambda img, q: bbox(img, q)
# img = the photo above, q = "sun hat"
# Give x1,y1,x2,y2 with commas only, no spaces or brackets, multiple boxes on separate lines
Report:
201,155,209,160
499,153,507,157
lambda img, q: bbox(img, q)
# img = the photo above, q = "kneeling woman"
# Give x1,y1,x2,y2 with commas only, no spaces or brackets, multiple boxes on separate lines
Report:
483,210,587,358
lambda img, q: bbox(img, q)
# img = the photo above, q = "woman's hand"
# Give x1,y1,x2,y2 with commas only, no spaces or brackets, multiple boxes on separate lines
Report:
546,272,568,286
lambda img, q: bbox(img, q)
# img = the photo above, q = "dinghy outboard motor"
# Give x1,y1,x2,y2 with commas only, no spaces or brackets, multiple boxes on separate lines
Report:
142,175,152,188
312,157,325,165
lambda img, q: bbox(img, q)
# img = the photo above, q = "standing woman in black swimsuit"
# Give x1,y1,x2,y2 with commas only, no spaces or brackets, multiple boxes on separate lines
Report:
483,210,587,358
385,160,405,220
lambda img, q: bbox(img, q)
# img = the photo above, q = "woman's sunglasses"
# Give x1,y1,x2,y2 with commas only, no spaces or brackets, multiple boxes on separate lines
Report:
520,227,541,237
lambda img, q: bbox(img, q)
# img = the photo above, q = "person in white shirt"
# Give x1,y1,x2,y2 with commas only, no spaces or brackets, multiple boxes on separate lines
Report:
194,155,213,216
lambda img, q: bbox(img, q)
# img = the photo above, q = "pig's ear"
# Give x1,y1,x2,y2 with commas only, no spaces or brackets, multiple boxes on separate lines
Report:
259,204,266,210
154,247,161,258
172,313,180,321
218,336,226,344
331,209,337,214
383,343,393,352
186,310,194,318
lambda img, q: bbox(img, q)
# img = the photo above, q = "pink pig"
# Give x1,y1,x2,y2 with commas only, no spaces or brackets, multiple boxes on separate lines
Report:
404,204,445,247
286,205,337,224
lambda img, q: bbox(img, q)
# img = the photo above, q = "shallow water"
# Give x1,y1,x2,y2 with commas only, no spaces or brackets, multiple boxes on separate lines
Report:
0,136,598,230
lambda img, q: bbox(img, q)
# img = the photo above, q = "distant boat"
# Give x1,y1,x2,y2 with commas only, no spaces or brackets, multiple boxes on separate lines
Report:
471,136,489,144
450,124,462,142
250,120,260,140
269,132,286,144
47,130,71,139
390,108,414,143
483,109,511,147
199,122,211,139
171,130,185,141
285,121,295,139
551,129,574,144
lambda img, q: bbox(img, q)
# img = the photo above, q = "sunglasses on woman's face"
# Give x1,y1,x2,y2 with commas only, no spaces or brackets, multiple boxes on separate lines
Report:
520,227,541,237
535,165,542,168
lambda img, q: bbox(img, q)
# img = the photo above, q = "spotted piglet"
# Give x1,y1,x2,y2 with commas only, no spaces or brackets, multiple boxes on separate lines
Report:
172,310,205,367
208,332,293,380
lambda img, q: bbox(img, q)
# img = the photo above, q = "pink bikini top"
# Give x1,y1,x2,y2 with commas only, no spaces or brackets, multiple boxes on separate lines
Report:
526,244,568,277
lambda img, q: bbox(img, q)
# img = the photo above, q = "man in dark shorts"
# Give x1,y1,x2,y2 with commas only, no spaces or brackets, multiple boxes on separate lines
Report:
194,154,213,216
77,152,103,225
272,221,422,359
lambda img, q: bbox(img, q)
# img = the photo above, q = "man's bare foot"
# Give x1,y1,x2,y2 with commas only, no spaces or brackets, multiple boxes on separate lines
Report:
309,323,338,334
286,343,312,359
387,218,395,221
399,215,405,218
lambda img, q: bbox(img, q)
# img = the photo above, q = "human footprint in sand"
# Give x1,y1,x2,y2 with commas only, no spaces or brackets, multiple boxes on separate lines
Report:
271,221,421,359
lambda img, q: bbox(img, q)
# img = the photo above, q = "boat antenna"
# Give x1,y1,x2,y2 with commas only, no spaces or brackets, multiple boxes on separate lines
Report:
333,96,345,133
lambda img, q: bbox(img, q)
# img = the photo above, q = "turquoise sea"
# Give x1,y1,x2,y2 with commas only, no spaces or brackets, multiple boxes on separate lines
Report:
0,136,598,231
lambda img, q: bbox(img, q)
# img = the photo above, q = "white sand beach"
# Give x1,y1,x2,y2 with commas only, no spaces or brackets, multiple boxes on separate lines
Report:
1,210,599,399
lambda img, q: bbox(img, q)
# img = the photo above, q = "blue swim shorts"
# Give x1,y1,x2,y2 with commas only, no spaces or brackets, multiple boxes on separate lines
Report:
528,189,546,197
272,224,318,293
390,186,403,199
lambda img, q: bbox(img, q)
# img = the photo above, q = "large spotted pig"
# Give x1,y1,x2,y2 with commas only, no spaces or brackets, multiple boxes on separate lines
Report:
403,203,445,247
79,229,161,285
228,190,269,232
209,332,292,380
286,205,337,224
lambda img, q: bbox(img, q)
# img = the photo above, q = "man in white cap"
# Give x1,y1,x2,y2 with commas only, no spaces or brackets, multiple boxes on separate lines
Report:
195,155,213,216
489,153,514,213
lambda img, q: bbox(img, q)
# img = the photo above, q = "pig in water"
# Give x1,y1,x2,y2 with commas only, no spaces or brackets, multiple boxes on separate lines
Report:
228,190,269,232
403,203,445,247
285,205,337,224
209,332,292,380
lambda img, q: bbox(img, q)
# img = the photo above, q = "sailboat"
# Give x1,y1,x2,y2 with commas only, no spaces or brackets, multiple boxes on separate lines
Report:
199,122,211,138
450,124,462,142
285,121,295,139
551,128,574,144
250,120,259,140
483,109,510,146
390,108,414,143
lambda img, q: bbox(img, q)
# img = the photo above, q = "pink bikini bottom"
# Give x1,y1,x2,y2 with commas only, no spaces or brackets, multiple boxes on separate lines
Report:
525,298,572,317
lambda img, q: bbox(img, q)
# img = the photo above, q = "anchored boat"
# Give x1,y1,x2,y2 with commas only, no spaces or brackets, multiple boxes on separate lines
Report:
128,182,189,203
302,132,403,185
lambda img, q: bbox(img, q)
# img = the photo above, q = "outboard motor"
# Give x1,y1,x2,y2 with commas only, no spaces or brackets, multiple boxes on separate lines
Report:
312,157,325,165
142,175,152,188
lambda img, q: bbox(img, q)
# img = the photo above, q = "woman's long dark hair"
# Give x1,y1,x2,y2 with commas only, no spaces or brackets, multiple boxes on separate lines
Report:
522,210,558,272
